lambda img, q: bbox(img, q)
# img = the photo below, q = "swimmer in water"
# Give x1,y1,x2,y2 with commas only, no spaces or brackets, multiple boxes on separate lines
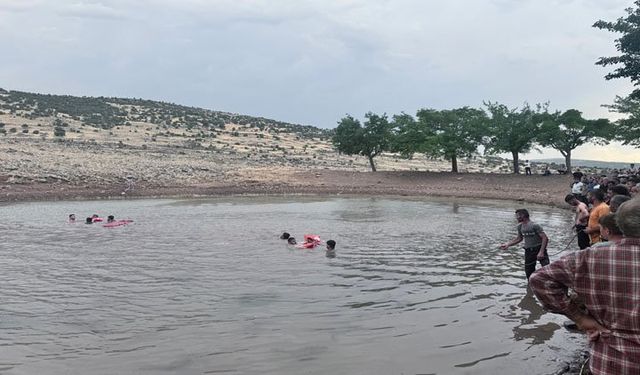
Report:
68,214,76,223
326,239,336,258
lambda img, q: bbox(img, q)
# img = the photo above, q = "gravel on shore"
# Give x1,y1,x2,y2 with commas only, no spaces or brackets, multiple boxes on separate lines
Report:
1,169,573,207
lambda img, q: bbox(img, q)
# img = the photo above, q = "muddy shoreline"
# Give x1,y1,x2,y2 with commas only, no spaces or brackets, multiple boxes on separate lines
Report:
1,170,573,207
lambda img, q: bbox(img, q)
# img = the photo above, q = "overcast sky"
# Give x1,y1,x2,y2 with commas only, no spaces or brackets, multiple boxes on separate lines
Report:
1,0,639,162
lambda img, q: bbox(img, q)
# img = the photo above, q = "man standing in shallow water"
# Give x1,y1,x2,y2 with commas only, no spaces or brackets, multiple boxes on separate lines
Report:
500,209,549,279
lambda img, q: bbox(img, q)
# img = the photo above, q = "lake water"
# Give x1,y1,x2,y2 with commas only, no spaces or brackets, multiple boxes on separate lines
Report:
0,197,583,374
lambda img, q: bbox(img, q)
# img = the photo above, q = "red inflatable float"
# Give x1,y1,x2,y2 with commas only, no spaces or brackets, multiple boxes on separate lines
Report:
297,234,321,249
103,220,134,228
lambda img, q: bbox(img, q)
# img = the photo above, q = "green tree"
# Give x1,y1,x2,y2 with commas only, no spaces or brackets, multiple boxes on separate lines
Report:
594,2,640,98
332,113,391,172
602,95,640,146
390,112,426,157
537,109,611,173
484,102,541,174
54,126,66,137
415,107,487,173
594,2,640,145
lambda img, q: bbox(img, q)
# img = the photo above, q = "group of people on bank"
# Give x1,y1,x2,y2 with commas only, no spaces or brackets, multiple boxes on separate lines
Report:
500,169,640,374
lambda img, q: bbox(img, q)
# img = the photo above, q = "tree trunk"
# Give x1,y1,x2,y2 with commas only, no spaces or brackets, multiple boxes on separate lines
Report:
368,155,377,172
564,150,572,174
512,151,520,174
451,155,458,173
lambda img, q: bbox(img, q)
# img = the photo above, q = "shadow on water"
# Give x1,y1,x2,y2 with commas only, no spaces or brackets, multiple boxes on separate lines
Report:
512,288,560,345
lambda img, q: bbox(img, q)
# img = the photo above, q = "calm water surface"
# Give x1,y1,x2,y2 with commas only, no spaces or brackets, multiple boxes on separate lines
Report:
0,197,583,374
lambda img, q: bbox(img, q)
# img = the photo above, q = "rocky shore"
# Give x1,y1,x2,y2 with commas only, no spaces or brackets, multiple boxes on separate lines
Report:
1,139,572,205
2,167,572,206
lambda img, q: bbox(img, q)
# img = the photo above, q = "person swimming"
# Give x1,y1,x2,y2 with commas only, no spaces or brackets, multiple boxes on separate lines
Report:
326,240,336,258
107,215,115,223
287,237,297,245
280,232,290,240
68,214,76,223
85,217,93,224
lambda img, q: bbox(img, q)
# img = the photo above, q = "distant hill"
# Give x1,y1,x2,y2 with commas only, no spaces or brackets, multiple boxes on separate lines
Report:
5,87,631,183
0,88,332,139
532,158,635,170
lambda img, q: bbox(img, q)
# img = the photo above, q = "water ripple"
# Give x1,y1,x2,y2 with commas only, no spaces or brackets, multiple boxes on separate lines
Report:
0,197,580,374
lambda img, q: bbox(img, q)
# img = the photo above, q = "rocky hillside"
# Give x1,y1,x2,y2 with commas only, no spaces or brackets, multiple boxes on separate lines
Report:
0,88,519,187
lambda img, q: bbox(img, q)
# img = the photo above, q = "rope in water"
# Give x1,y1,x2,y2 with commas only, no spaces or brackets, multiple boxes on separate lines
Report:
579,356,590,375
523,231,579,267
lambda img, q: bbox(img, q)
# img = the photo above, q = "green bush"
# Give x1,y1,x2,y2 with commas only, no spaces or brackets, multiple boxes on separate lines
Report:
54,126,66,137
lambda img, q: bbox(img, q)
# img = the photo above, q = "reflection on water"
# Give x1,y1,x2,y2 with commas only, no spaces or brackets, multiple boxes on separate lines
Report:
512,288,556,345
0,197,583,374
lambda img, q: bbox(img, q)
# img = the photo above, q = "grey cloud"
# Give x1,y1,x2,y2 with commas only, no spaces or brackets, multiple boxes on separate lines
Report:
0,0,635,129
57,1,127,20
0,0,42,12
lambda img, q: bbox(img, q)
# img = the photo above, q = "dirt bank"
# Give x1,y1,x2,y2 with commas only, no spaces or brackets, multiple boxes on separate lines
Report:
1,169,572,207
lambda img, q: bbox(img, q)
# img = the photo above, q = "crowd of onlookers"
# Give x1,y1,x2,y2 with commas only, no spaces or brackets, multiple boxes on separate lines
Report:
569,168,640,201
527,168,640,375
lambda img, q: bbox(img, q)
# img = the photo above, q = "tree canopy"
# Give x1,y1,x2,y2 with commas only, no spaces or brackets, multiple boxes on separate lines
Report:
406,107,487,173
594,1,640,98
537,109,611,173
483,102,542,174
593,2,640,148
332,112,392,172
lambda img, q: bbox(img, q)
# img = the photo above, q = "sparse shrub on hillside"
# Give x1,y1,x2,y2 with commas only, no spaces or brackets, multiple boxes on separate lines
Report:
183,139,201,149
53,126,66,137
1,89,334,142
9,127,17,133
